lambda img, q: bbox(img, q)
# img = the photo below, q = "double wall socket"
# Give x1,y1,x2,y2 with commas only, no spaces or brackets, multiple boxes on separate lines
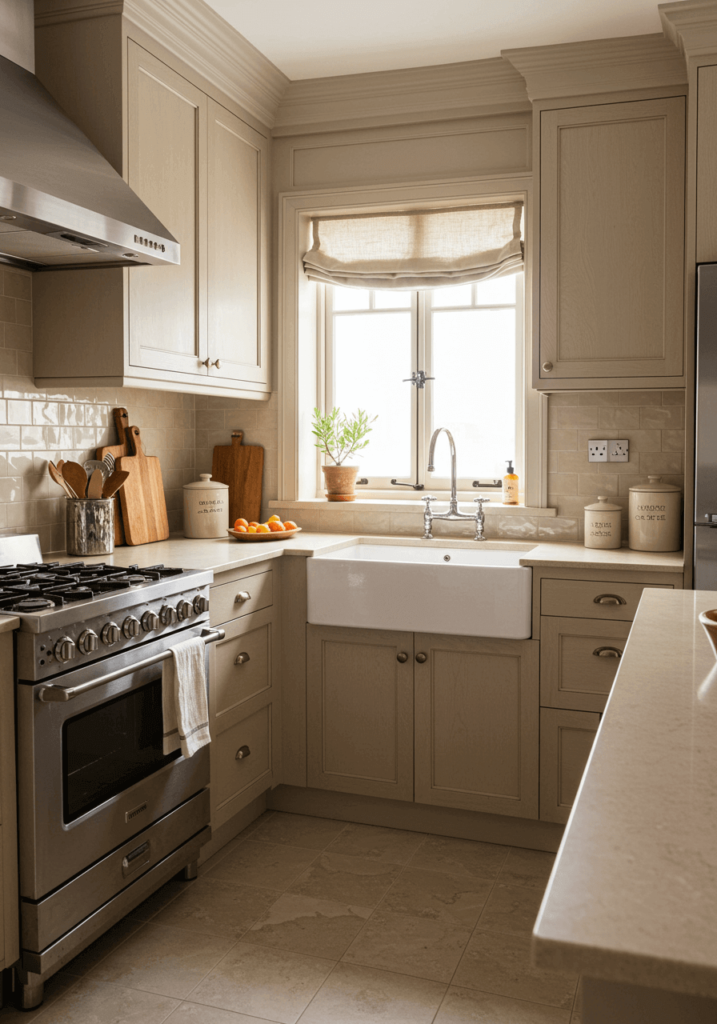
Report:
588,440,630,463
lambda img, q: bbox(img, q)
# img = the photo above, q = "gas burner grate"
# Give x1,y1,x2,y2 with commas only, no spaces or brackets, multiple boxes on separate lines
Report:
137,565,184,580
13,596,58,612
47,587,95,603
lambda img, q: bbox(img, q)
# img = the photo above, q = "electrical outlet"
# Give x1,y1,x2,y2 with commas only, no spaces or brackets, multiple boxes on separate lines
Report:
608,440,630,462
588,440,608,462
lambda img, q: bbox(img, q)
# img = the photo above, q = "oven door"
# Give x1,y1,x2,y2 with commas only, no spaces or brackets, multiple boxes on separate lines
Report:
17,626,219,900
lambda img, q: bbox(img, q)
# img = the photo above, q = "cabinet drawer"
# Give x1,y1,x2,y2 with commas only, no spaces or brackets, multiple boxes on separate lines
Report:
210,569,273,625
212,617,272,728
540,707,601,825
211,705,272,822
541,617,630,713
541,578,672,622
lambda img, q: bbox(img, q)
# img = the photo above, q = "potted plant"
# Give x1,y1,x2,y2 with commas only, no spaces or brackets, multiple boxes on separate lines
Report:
312,407,377,501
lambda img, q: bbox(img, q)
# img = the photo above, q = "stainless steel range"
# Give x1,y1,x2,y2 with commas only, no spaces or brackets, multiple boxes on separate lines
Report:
2,536,223,1010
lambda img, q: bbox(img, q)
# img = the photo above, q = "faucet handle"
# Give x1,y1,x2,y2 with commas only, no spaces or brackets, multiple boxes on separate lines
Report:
473,496,491,507
422,495,438,505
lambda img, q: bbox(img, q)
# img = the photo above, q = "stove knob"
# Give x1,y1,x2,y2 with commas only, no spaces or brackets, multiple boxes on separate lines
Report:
141,610,160,632
193,595,210,614
101,622,121,646
122,615,141,639
54,636,77,663
78,629,99,655
160,605,177,626
176,600,193,621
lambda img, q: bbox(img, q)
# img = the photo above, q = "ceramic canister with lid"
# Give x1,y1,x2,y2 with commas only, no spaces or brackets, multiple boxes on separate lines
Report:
628,476,682,552
183,474,229,538
584,496,622,549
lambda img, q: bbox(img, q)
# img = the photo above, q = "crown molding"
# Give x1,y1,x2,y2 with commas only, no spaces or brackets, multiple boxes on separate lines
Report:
502,33,686,102
272,58,531,137
35,0,289,129
660,0,717,60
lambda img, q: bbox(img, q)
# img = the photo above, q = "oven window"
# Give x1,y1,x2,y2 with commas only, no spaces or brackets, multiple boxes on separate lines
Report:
63,677,180,824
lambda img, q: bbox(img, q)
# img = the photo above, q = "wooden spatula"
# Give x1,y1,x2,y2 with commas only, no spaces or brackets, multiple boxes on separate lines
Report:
87,468,104,499
102,469,130,499
48,461,77,499
63,461,88,499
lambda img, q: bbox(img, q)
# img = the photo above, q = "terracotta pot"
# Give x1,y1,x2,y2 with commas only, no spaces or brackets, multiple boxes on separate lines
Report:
322,464,359,502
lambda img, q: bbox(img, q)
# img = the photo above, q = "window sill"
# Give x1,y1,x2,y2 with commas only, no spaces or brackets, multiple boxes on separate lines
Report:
269,498,557,518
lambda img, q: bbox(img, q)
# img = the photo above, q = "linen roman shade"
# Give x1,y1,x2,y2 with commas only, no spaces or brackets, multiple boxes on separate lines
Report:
303,202,523,289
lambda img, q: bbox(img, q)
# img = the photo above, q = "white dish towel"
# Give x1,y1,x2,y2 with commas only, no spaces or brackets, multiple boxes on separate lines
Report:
162,636,211,758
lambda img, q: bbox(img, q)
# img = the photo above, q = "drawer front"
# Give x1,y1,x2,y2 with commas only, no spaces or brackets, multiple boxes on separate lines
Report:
212,619,272,727
210,569,273,625
541,578,672,622
211,705,272,823
540,707,601,825
541,616,630,713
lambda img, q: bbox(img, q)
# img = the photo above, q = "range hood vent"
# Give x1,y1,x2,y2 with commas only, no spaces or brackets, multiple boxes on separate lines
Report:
0,53,179,271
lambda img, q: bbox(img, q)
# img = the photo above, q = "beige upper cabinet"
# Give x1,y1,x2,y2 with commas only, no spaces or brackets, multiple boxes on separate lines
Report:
537,97,686,388
697,65,717,263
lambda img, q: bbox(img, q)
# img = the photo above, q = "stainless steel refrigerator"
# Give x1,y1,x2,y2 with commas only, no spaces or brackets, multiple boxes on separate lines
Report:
694,263,717,588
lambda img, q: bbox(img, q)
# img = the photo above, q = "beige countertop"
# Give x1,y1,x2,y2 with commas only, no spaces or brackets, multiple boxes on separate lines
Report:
533,588,717,999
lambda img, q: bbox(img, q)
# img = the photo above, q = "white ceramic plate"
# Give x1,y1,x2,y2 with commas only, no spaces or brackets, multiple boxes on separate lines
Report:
227,527,302,542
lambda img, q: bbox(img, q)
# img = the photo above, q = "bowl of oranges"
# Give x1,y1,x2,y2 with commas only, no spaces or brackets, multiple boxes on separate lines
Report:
228,515,301,542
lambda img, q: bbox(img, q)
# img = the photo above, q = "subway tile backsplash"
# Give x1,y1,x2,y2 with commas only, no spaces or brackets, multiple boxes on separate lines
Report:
0,268,686,552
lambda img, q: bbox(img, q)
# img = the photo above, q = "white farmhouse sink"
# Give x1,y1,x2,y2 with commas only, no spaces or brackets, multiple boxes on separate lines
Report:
307,541,534,639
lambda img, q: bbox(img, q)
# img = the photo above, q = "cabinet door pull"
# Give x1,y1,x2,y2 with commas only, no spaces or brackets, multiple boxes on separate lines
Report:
396,652,408,663
235,745,251,760
201,358,211,367
593,594,626,606
212,359,222,369
542,361,553,372
593,646,622,658
235,591,251,604
235,652,250,665
415,652,428,663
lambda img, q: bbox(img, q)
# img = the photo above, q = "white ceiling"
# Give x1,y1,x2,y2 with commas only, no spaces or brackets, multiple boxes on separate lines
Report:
203,0,666,80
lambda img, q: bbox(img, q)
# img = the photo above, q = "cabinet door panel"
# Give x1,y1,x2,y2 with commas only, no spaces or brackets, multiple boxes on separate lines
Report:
212,705,272,828
540,616,629,713
697,65,717,263
208,100,269,384
540,707,600,824
212,617,271,727
415,634,539,818
127,42,207,375
307,625,414,800
540,97,685,382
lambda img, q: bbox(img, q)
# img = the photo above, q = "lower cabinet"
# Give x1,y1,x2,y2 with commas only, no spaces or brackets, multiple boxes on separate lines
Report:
539,708,601,825
306,625,539,819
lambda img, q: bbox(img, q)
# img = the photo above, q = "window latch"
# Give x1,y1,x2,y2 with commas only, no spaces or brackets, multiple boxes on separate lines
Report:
402,370,434,389
391,479,425,490
472,479,502,489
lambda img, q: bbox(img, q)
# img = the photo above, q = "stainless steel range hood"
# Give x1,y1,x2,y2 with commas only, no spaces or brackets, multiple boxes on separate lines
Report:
0,53,180,271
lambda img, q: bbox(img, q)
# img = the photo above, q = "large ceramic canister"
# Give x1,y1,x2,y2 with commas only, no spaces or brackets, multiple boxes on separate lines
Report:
628,476,682,552
183,474,229,538
584,496,622,549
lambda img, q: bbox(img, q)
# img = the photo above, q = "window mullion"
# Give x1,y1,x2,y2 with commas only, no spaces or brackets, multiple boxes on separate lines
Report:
416,290,428,487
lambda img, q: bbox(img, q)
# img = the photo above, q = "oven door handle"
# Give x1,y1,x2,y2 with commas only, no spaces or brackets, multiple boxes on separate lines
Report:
36,628,226,702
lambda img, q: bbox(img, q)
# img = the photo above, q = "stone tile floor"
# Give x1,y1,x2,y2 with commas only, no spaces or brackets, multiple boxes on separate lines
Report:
0,812,583,1023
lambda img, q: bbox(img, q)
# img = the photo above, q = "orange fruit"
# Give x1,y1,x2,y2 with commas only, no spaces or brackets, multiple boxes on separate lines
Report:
235,525,248,533
234,518,248,529
247,525,258,533
268,515,281,523
268,520,285,532
284,520,298,531
248,521,260,528
256,523,270,533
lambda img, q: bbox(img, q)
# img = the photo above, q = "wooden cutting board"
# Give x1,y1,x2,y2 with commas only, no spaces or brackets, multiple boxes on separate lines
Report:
97,408,131,546
212,431,264,525
117,426,169,545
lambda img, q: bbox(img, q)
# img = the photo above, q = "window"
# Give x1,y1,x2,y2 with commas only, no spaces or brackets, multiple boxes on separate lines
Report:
324,272,523,494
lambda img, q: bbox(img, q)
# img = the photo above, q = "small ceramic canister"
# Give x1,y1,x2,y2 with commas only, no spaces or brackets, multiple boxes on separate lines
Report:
584,496,622,549
183,474,229,538
628,475,682,552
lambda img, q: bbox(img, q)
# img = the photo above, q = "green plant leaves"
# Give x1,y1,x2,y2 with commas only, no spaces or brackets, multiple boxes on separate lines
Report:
311,406,377,466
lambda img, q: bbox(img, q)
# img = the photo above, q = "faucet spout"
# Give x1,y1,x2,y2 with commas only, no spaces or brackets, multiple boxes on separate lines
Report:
428,428,458,504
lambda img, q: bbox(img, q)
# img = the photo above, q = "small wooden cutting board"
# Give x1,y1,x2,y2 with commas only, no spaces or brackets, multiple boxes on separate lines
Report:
97,408,131,546
117,426,169,546
211,431,264,525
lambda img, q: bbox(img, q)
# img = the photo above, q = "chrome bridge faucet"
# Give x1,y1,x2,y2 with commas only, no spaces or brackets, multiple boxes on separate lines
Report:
422,427,490,541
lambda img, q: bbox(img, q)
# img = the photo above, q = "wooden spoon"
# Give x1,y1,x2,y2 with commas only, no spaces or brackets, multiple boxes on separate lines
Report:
63,461,88,499
102,469,130,500
87,468,104,499
48,461,77,499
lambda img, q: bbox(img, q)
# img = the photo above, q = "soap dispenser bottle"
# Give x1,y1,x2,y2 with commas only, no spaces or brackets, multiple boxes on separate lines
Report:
503,460,519,505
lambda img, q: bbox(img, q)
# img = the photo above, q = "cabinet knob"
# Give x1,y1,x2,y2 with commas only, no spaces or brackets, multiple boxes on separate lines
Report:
235,591,251,604
542,361,553,372
201,358,211,367
212,359,222,369
593,646,622,658
415,652,428,664
593,594,626,606
396,652,408,663
235,652,250,665
235,745,251,760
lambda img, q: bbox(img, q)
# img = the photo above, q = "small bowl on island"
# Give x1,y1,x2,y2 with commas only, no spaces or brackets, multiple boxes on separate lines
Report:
698,609,717,658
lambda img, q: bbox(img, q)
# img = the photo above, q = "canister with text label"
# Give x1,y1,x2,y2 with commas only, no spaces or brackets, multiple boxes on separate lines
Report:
628,476,681,552
183,474,229,538
584,496,622,549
